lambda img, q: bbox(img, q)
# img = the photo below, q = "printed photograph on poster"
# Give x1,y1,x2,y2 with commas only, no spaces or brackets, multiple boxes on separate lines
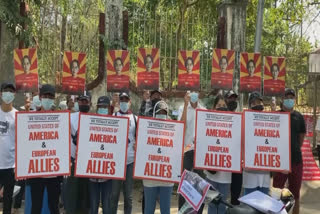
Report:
74,114,129,179
15,112,70,179
62,51,86,95
263,56,286,96
194,109,242,173
137,48,160,90
211,48,235,90
14,48,39,92
106,50,130,92
243,110,291,172
239,52,262,93
177,50,200,91
133,117,185,183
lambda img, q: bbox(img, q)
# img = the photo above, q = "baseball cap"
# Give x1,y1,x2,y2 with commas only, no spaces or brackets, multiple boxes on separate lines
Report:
40,84,55,96
155,101,168,114
78,91,91,101
225,90,238,99
150,89,162,97
1,83,16,92
97,96,110,106
284,88,295,97
249,91,263,105
119,92,130,99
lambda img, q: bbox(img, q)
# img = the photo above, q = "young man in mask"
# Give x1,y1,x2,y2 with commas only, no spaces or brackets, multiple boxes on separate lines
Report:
27,84,62,214
64,93,91,214
178,91,205,213
273,89,305,214
110,92,137,214
0,83,17,214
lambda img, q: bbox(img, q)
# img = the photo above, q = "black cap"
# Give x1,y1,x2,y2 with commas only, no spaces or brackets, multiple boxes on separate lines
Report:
78,91,91,101
1,83,16,92
40,84,55,96
249,91,263,105
285,88,295,97
119,92,130,99
225,90,238,99
150,89,162,97
97,96,110,106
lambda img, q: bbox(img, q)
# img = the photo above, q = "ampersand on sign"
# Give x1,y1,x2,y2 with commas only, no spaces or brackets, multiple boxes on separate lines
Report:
100,144,104,150
265,139,269,144
216,139,221,144
157,148,162,154
42,142,46,148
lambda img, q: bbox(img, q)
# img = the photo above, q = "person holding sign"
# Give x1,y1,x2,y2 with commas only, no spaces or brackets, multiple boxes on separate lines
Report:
0,83,17,214
143,101,174,214
243,92,270,196
110,92,137,214
273,89,306,214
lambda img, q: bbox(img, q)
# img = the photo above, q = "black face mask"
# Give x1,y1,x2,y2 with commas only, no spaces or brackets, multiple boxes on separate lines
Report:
251,105,264,111
216,107,229,111
227,101,238,111
79,105,90,113
152,98,161,106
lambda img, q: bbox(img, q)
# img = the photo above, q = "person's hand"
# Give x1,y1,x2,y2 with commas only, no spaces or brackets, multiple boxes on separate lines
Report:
112,93,120,106
143,90,150,101
184,91,190,106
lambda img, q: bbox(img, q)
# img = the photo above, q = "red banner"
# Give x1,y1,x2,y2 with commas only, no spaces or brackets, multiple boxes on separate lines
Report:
303,115,314,137
301,140,320,181
239,52,261,93
263,56,286,96
177,50,200,91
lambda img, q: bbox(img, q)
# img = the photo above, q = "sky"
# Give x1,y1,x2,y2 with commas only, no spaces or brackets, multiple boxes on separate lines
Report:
303,5,320,49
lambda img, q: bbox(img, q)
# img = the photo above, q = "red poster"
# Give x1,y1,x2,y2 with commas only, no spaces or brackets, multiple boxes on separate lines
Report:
211,49,235,90
177,50,200,91
62,51,86,95
301,140,320,181
239,52,262,93
303,115,314,137
263,56,286,96
137,48,160,90
14,48,39,92
106,50,130,92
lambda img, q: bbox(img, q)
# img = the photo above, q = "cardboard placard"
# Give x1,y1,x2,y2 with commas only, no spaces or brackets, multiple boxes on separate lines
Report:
194,109,242,173
243,110,291,172
74,113,129,180
15,111,70,179
133,117,185,183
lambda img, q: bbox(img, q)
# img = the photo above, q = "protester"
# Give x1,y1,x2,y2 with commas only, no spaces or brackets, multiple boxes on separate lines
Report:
273,88,306,214
27,84,62,214
66,95,78,112
110,92,137,214
243,91,270,195
32,94,42,111
138,90,152,116
143,100,173,214
0,82,17,214
204,95,231,214
178,91,205,213
110,92,120,114
88,96,113,214
58,100,67,110
64,93,91,214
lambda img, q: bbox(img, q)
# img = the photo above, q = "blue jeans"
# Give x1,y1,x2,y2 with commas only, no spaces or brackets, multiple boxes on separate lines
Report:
244,187,269,195
89,180,112,214
144,186,173,214
206,179,230,214
110,163,133,214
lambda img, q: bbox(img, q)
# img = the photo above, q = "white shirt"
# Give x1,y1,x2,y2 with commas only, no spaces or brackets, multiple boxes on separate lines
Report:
178,102,205,151
0,107,17,169
113,112,136,165
242,170,270,189
204,170,232,184
70,112,80,159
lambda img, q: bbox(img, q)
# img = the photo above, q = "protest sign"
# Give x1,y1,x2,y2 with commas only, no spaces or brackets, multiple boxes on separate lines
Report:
133,117,185,183
177,50,200,91
243,110,291,172
301,140,320,181
74,113,129,180
194,109,242,173
15,111,70,179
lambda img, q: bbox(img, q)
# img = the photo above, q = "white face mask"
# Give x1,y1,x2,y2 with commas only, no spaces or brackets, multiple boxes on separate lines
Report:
1,92,15,104
155,114,167,120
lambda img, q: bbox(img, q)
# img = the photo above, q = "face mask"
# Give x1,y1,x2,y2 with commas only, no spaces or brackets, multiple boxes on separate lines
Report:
227,101,238,111
283,99,295,110
156,114,167,120
41,98,54,110
79,105,90,113
97,108,108,115
120,102,129,113
190,92,199,103
251,105,264,111
216,107,228,111
1,92,15,104
33,95,41,107
73,102,79,112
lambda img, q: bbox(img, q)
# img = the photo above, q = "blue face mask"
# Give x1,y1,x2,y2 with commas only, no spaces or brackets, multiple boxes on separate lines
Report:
283,99,295,110
73,102,79,112
41,98,54,110
33,95,41,107
1,92,15,104
190,92,199,103
120,102,129,113
156,114,167,120
97,108,108,115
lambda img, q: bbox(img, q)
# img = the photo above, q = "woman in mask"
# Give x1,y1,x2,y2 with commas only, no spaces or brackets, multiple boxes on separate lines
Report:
143,100,173,214
243,91,270,195
204,95,231,214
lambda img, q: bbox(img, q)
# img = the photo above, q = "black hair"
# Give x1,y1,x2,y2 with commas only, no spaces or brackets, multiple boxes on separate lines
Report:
219,56,228,66
22,55,31,64
144,55,153,65
114,57,123,67
213,95,226,109
247,59,255,70
71,60,79,71
185,57,194,68
271,63,279,72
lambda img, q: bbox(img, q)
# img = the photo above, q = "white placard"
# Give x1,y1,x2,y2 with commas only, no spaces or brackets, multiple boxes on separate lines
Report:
16,111,70,179
74,113,129,179
194,109,242,173
133,117,185,183
244,110,291,172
